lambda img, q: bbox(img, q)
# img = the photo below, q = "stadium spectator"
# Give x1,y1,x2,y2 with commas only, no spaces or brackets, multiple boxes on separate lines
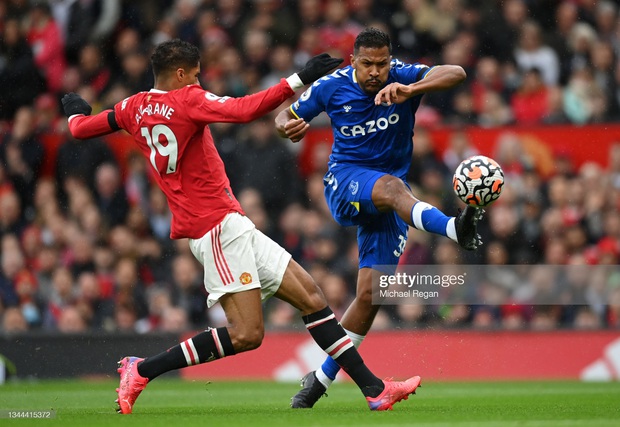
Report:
42,266,75,330
296,0,323,30
319,0,363,59
56,305,88,333
77,43,111,96
159,306,189,332
26,2,66,93
170,253,207,328
137,285,173,333
442,129,478,174
469,56,509,118
108,48,153,96
243,0,298,47
481,0,529,62
0,106,45,215
294,26,322,70
407,128,447,187
214,0,248,49
147,185,172,243
514,20,560,86
234,117,303,223
242,28,272,80
236,187,272,235
565,22,598,78
477,90,514,127
54,131,117,204
0,190,25,238
548,1,579,85
564,66,608,124
113,303,138,332
124,151,150,212
33,93,63,134
75,271,114,330
395,303,426,328
0,234,22,309
510,67,554,125
0,17,46,120
94,162,129,228
14,269,41,328
1,306,28,333
265,298,297,328
317,272,352,320
589,40,620,120
260,45,297,90
112,256,148,323
63,0,121,64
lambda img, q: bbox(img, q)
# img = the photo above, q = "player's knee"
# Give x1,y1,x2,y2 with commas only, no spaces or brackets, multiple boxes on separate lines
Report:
296,271,329,313
373,175,412,210
355,286,374,307
306,286,328,312
234,326,265,351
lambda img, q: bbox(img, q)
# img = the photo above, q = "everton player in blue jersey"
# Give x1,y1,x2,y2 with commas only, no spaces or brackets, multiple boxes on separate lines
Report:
275,27,483,408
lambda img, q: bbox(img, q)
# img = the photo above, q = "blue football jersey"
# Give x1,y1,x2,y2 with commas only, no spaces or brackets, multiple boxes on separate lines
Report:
290,59,433,179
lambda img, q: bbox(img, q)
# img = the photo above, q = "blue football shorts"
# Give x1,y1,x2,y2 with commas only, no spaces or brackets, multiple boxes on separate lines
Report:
323,164,408,273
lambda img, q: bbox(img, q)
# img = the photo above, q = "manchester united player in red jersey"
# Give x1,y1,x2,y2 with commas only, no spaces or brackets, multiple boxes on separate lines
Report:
62,39,420,414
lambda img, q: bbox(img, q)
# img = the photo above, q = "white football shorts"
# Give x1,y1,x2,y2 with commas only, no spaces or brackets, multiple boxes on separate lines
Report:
188,212,292,308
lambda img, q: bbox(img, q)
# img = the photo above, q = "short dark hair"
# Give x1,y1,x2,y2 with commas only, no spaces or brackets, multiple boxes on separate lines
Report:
354,27,392,55
151,39,200,77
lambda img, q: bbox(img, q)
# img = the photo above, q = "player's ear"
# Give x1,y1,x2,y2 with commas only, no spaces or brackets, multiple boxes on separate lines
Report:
350,54,356,69
176,68,185,82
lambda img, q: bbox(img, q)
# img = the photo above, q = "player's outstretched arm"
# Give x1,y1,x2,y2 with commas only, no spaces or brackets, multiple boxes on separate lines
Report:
62,93,120,139
202,53,342,124
374,65,466,106
273,54,342,142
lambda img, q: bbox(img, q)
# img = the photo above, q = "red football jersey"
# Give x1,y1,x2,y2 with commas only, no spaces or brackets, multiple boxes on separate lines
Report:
71,80,294,239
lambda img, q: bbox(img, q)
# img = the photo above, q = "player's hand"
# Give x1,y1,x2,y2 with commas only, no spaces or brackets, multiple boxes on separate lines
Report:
277,118,309,143
298,53,343,85
374,83,416,106
61,93,92,117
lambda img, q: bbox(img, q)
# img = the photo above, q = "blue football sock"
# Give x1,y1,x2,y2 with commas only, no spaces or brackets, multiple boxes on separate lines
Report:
320,356,341,381
411,201,451,237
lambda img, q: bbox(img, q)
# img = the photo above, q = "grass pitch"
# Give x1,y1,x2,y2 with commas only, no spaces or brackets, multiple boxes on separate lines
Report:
0,378,618,427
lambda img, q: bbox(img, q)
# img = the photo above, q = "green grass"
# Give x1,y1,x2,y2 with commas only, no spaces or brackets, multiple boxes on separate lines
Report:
0,379,619,426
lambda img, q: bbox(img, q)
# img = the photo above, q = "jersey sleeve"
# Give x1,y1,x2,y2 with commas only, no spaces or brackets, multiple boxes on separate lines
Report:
113,96,134,132
187,79,295,124
289,80,329,122
391,59,433,85
67,110,116,139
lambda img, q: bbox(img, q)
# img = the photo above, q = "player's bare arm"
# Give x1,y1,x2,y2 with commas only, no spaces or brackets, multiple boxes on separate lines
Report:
374,64,466,106
275,109,309,143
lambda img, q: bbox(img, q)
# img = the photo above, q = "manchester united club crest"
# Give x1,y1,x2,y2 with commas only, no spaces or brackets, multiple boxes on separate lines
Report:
239,272,253,285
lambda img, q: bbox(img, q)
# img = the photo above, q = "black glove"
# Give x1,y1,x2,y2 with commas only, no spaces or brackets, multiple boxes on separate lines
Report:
61,93,92,117
297,53,344,85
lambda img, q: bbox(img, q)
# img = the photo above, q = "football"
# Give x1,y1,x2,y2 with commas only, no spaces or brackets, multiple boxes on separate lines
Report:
453,155,504,207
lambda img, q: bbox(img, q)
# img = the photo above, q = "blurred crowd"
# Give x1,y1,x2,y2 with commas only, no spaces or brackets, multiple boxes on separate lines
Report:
1,0,620,335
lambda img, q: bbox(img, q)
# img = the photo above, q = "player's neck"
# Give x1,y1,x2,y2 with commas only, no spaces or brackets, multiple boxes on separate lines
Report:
154,79,185,92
